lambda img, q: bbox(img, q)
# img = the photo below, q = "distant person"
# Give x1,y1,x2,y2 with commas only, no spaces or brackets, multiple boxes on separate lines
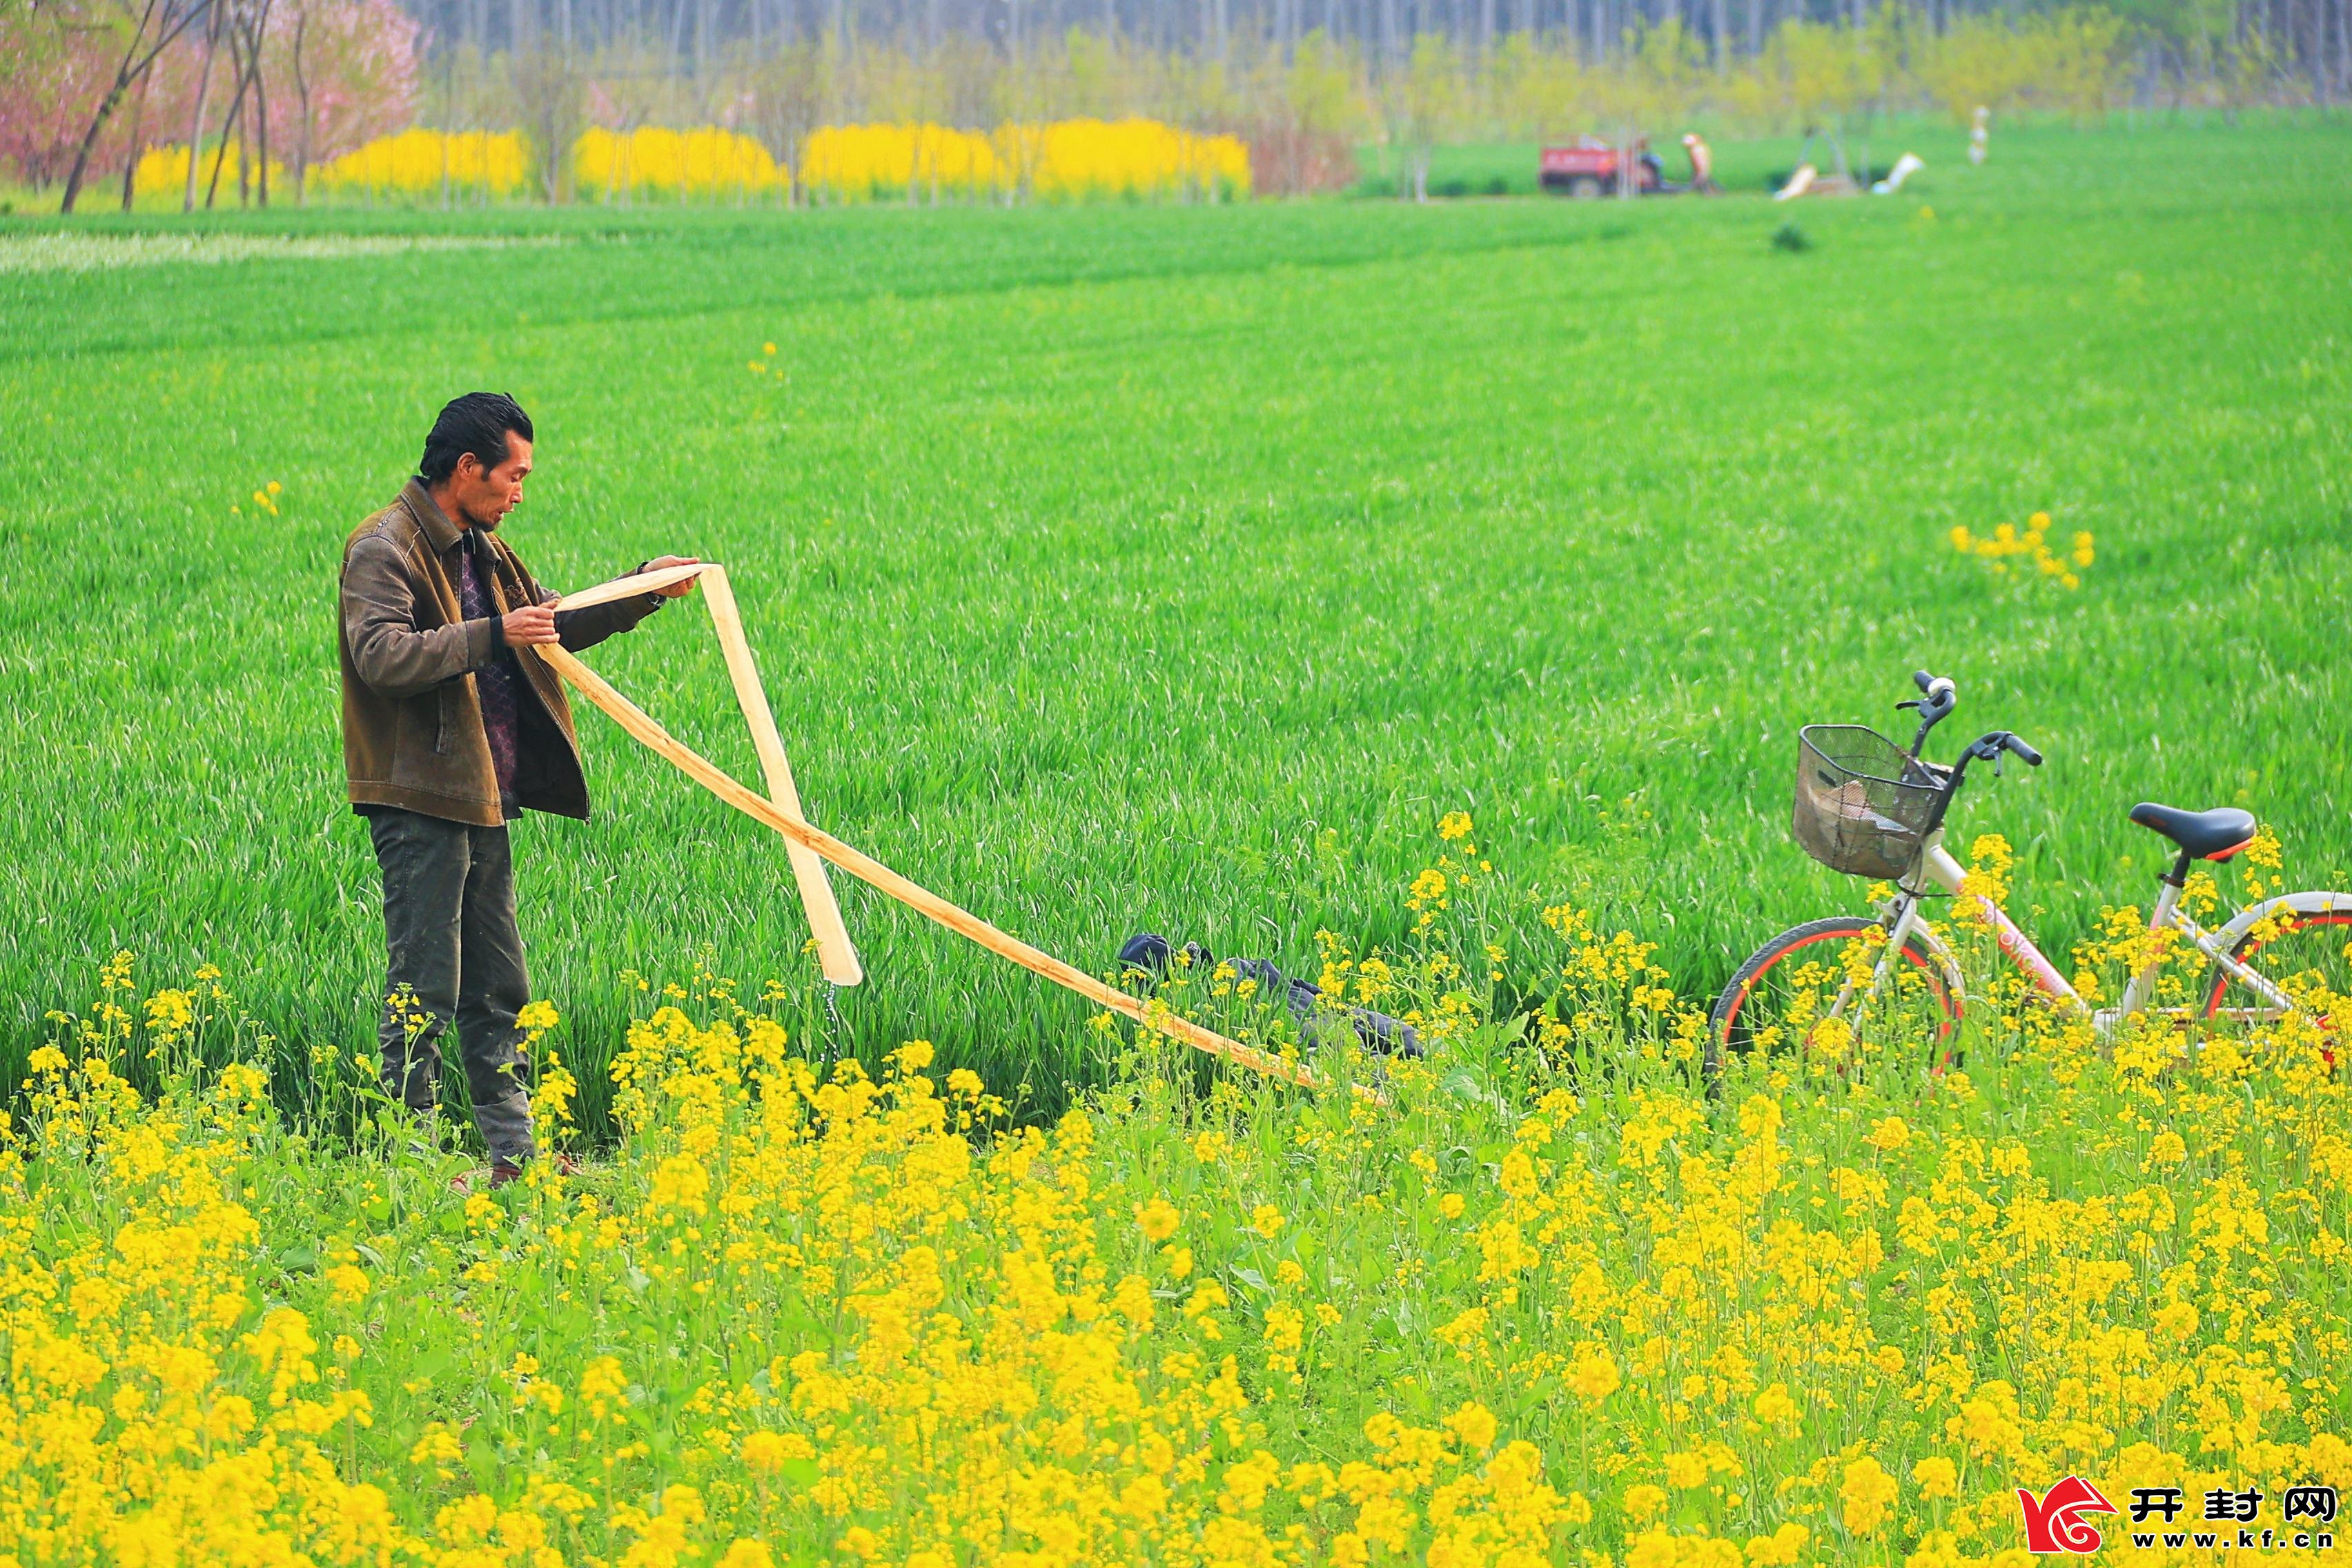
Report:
339,392,700,1187
1969,106,1990,166
1681,133,1722,195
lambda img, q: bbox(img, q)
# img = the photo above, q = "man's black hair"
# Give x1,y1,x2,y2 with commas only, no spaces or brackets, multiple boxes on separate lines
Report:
419,392,533,487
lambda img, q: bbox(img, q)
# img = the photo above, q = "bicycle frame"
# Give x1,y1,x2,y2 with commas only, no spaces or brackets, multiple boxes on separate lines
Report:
1857,833,2315,1039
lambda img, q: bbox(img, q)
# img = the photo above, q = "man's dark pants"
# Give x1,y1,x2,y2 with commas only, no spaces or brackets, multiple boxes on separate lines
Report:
369,807,537,1165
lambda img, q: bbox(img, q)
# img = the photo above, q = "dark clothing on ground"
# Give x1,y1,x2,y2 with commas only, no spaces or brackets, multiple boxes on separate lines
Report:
370,807,537,1164
1117,934,1423,1059
338,478,665,827
340,478,672,1164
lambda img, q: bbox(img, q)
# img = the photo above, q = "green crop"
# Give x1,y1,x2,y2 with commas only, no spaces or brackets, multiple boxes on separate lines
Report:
3,119,2346,1137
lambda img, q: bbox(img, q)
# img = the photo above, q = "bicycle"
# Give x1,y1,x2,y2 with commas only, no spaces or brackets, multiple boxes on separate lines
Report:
1707,669,2352,1074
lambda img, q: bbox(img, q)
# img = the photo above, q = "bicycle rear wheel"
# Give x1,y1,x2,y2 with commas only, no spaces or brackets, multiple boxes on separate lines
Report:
1709,915,1962,1079
2205,900,2352,1045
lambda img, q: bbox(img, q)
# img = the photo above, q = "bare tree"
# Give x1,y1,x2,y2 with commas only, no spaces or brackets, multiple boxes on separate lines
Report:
288,0,311,200
57,0,210,211
202,0,277,206
117,35,159,208
203,6,251,204
181,0,225,208
742,39,829,202
243,0,277,204
515,44,589,195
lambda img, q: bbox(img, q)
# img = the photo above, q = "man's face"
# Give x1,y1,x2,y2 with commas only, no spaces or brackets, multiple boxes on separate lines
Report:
448,434,533,530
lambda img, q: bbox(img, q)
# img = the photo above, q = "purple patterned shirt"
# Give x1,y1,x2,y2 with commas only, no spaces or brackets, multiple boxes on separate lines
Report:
455,535,522,814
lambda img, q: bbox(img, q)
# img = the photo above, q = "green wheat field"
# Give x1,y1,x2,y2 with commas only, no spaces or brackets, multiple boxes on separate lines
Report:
3,119,2346,1126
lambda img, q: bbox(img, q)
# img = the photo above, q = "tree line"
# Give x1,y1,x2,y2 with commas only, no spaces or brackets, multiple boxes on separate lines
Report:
1,0,2340,211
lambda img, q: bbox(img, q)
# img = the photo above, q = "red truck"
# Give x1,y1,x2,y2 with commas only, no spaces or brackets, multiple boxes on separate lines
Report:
1540,137,1665,198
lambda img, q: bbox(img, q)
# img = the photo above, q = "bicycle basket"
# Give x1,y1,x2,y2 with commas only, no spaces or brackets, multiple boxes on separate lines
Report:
1791,725,1943,880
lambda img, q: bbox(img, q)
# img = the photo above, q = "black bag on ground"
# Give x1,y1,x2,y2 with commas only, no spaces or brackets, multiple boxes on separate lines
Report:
1116,934,1423,1059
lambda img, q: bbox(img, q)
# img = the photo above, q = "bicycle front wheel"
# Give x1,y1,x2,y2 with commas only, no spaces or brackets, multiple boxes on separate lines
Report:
2206,896,2352,1044
1709,915,1962,1079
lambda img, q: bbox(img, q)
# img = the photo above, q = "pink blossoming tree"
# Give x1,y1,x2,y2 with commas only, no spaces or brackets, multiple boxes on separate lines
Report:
0,0,418,208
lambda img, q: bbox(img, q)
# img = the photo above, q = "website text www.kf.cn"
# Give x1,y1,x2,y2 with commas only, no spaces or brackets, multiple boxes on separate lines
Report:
2124,1486,2338,1552
2017,1480,2339,1555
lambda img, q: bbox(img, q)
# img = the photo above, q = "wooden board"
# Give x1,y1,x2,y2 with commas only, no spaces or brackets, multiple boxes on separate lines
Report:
551,564,707,614
698,566,863,987
537,636,1330,1093
554,560,856,985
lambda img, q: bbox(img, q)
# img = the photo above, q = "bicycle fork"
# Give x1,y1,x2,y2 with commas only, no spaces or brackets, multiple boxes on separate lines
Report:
1819,883,1951,1035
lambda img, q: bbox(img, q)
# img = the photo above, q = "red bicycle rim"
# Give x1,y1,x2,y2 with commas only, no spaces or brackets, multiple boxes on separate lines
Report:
2204,909,2352,1028
1722,926,1960,1046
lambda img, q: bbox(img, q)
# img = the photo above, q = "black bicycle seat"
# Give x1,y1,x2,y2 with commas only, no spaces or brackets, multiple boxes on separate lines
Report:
2128,802,2259,861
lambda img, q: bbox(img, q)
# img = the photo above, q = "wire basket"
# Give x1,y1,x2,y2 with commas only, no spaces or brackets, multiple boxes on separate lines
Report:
1792,725,1944,880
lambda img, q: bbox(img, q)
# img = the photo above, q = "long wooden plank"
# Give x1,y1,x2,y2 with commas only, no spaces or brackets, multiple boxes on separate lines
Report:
698,566,863,988
537,640,1321,1090
552,565,707,614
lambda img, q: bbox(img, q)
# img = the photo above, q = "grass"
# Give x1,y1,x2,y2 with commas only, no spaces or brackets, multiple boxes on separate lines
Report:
3,118,2349,1137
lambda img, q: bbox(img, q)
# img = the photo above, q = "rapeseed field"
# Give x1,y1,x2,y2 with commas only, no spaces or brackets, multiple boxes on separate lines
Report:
7,815,2347,1563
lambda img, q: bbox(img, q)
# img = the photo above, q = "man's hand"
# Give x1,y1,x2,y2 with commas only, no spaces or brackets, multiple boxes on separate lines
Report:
502,603,560,645
645,555,703,598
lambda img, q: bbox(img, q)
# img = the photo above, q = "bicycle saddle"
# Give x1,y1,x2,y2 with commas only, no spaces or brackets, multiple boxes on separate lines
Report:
2128,801,2258,861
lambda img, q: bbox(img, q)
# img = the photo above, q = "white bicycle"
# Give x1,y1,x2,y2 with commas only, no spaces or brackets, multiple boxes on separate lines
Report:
1708,670,2352,1073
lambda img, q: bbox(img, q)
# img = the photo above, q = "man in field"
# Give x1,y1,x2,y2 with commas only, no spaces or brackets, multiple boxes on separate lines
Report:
339,392,698,1185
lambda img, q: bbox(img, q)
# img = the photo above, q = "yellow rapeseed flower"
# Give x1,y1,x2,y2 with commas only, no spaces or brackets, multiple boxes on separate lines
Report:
1623,1482,1669,1522
1912,1454,1959,1499
1662,1449,1709,1489
1839,1455,1899,1533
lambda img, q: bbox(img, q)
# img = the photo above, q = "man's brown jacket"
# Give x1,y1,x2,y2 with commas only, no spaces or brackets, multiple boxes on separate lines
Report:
340,480,665,826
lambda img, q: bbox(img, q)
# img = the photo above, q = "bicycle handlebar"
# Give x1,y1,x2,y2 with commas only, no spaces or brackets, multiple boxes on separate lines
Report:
1962,730,2042,769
